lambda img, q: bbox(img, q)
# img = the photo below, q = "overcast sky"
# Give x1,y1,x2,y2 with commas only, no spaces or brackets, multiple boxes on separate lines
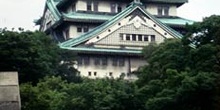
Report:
0,0,220,31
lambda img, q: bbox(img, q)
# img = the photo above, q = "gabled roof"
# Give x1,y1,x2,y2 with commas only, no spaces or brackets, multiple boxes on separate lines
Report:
59,2,184,53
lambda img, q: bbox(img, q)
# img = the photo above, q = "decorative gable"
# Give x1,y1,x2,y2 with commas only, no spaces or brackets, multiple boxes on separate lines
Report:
60,2,183,54
83,7,179,49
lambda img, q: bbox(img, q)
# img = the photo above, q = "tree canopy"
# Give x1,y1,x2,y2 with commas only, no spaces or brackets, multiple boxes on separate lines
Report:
0,30,81,84
137,15,220,110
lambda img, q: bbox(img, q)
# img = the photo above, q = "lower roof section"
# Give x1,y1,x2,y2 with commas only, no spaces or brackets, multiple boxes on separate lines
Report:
60,46,142,56
63,12,194,26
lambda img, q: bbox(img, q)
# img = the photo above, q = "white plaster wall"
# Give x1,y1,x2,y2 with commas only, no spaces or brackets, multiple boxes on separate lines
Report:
78,57,128,78
98,1,111,12
146,4,158,15
130,58,147,71
146,4,177,16
77,56,146,79
75,0,127,13
69,25,77,39
97,2,127,13
76,0,87,11
169,5,177,16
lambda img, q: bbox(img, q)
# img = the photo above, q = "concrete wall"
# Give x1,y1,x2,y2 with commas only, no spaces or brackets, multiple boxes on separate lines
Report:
0,72,20,110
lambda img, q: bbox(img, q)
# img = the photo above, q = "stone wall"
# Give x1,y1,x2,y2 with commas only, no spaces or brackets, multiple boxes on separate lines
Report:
0,72,20,110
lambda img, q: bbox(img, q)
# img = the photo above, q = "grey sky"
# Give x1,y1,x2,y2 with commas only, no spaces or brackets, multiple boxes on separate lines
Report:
0,0,219,31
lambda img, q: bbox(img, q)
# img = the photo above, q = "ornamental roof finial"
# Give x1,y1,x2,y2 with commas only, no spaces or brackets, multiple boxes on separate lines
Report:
132,0,142,5
134,0,141,3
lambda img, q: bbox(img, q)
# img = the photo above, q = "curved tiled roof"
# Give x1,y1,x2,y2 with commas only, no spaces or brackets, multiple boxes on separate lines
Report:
59,2,183,50
46,0,61,21
43,0,193,28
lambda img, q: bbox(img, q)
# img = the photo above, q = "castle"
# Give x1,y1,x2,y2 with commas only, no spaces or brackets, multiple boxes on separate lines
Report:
36,0,193,79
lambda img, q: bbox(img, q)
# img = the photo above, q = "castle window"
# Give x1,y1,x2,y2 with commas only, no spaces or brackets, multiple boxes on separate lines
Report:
94,58,100,65
84,27,89,32
117,6,122,12
87,1,92,11
119,58,125,66
84,57,90,65
111,3,116,13
132,34,136,41
77,27,82,32
164,7,169,16
109,72,113,76
111,3,122,13
138,35,142,41
77,26,89,33
120,33,124,40
144,35,148,41
94,1,98,12
112,58,118,66
158,7,163,16
94,72,97,76
158,6,169,16
88,72,91,76
126,34,130,41
102,57,108,66
151,35,156,42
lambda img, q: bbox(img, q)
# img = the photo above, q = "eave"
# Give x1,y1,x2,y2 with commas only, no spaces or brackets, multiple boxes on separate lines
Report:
60,46,142,55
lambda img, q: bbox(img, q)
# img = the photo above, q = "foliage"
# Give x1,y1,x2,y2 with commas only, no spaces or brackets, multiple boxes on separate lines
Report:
20,76,67,110
0,30,80,84
185,15,220,73
20,77,143,110
137,15,220,110
137,69,218,110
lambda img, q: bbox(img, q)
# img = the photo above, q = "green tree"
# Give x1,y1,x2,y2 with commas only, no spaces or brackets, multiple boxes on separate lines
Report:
21,77,143,110
20,76,67,110
0,30,80,84
61,78,142,110
138,15,220,109
185,15,220,73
